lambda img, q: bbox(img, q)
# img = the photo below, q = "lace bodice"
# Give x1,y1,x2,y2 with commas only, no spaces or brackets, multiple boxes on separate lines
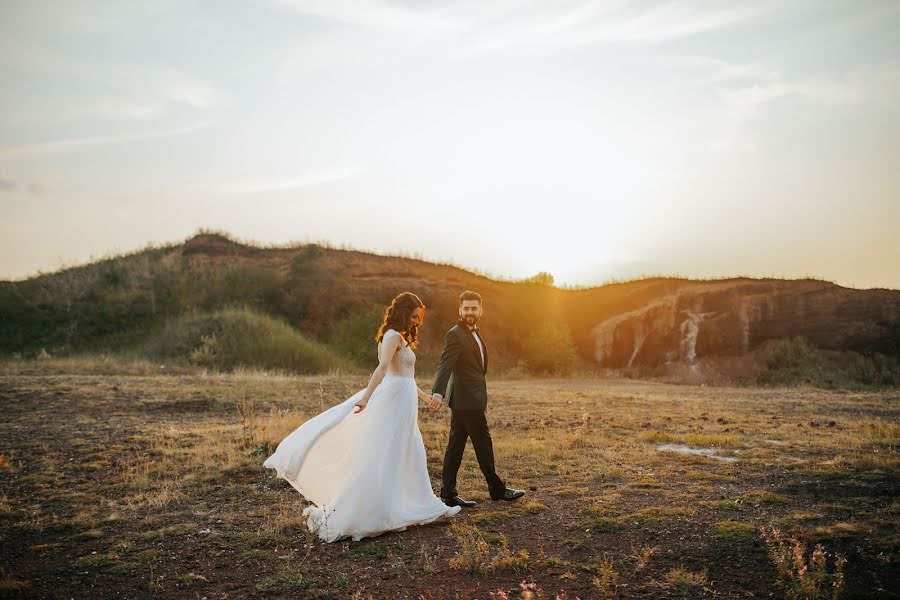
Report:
379,329,416,378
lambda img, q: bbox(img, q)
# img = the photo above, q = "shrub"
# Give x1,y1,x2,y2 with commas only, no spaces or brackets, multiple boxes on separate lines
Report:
141,306,349,373
755,337,900,389
665,567,708,596
290,244,326,276
756,337,819,385
521,321,577,375
447,524,529,577
769,336,817,371
593,559,619,597
329,307,384,366
759,526,846,599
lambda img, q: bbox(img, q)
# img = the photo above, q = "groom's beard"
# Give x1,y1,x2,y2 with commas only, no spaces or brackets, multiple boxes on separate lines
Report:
463,315,479,325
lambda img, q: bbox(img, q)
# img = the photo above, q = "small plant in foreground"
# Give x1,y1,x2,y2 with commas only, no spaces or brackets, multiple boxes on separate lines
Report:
630,543,659,571
665,566,709,596
448,523,529,577
714,520,757,541
489,580,582,599
760,526,846,599
592,559,619,597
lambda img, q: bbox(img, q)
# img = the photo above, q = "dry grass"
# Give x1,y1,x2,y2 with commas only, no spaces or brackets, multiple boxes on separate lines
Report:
1,372,896,598
713,520,757,541
664,566,709,596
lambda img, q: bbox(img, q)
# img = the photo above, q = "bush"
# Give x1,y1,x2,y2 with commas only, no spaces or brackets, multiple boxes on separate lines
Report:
845,352,900,387
329,306,384,366
759,526,846,599
519,272,555,286
140,306,349,374
521,321,577,375
447,523,529,578
290,244,325,276
756,336,900,389
768,336,817,372
664,567,708,597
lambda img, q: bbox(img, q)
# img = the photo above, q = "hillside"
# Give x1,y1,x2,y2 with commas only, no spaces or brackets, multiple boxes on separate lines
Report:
2,231,898,383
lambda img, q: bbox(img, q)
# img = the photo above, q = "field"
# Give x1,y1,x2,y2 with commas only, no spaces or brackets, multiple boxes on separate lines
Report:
0,369,897,599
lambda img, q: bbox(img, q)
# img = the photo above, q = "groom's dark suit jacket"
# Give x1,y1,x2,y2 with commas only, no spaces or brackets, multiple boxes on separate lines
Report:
432,320,489,410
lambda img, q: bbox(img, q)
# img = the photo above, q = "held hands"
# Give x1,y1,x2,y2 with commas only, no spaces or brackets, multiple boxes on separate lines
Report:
428,393,444,410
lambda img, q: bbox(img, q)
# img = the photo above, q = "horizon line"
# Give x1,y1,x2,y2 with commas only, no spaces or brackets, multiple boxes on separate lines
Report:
2,228,896,293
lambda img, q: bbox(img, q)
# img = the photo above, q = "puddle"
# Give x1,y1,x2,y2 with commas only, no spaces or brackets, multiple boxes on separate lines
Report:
656,443,739,463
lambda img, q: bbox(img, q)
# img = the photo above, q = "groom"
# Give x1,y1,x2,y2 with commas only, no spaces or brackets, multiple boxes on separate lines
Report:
430,290,525,507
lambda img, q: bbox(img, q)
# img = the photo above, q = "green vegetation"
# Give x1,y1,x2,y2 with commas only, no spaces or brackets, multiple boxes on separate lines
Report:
664,567,709,596
141,307,350,373
2,230,897,386
581,506,624,533
328,306,384,367
760,526,846,599
521,321,578,375
756,336,900,388
255,571,314,593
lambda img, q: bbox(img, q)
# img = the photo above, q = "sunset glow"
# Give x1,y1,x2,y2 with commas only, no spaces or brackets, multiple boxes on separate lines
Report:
2,1,899,288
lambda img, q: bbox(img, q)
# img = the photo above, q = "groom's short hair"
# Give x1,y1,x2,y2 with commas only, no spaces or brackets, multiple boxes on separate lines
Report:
459,290,482,305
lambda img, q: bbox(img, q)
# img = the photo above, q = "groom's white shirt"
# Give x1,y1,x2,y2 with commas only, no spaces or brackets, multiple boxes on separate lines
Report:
470,326,485,367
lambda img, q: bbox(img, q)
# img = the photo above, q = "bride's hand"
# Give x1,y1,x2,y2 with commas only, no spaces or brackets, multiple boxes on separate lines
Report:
353,397,369,413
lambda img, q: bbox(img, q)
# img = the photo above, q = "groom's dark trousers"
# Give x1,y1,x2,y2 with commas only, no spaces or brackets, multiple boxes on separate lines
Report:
432,319,505,499
442,408,505,499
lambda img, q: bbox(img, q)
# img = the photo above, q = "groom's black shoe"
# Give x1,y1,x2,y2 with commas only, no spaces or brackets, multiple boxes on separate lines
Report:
442,495,476,508
492,488,525,501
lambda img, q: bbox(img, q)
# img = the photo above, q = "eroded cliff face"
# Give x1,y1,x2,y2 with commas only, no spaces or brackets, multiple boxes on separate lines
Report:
591,280,900,367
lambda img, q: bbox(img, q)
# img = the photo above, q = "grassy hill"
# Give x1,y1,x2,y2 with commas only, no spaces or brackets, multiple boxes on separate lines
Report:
2,229,898,386
0,230,673,368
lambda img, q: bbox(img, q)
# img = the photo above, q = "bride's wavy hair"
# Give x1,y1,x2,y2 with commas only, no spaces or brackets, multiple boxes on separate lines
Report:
375,292,426,349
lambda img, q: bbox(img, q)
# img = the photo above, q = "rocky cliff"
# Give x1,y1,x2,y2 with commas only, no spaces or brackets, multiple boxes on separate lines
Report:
590,280,900,368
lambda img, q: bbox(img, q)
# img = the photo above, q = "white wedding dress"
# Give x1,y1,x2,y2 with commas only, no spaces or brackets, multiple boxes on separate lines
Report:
263,329,460,542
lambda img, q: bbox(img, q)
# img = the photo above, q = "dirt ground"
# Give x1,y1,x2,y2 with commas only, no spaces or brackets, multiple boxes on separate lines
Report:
0,372,897,599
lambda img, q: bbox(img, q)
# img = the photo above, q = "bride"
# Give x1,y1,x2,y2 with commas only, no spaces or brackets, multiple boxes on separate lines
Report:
263,292,461,542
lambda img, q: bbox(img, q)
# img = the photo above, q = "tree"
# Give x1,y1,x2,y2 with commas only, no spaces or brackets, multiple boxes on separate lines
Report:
520,272,555,286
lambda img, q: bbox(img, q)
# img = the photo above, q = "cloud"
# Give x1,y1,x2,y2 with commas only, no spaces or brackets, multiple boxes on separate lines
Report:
718,64,898,115
570,2,762,45
661,55,900,151
272,0,465,35
0,122,209,160
448,2,605,58
663,55,779,83
150,68,224,109
66,97,167,122
0,39,226,122
448,1,765,57
673,54,877,104
0,169,16,192
28,180,54,197
191,165,367,195
0,168,67,195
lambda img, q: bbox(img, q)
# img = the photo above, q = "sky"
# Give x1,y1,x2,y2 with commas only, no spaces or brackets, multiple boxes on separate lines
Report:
1,0,899,289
